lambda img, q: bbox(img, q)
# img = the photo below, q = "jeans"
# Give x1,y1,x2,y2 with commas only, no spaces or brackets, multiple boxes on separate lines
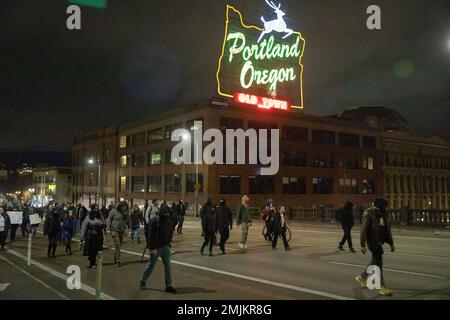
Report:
141,245,172,288
339,224,353,249
132,228,140,240
272,228,289,249
47,235,58,257
240,223,249,244
111,231,124,262
361,245,385,285
177,216,184,234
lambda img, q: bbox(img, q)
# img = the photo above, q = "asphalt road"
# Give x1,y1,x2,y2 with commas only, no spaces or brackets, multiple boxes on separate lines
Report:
1,217,449,300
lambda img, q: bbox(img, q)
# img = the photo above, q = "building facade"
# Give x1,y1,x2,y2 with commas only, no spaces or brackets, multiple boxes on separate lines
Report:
32,167,72,206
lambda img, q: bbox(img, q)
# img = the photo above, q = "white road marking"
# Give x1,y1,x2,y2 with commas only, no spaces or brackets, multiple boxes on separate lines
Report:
5,250,116,300
0,282,10,292
329,261,447,279
0,254,69,300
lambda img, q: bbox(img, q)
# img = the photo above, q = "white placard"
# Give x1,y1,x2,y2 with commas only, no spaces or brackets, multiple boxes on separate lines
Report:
7,211,23,225
29,213,41,225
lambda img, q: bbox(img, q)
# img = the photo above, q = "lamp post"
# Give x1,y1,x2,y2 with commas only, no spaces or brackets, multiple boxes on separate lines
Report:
88,158,101,206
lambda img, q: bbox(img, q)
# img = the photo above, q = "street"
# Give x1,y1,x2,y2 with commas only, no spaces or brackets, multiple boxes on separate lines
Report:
1,216,450,300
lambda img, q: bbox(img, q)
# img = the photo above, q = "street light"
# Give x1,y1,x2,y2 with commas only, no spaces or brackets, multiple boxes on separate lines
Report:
87,157,101,206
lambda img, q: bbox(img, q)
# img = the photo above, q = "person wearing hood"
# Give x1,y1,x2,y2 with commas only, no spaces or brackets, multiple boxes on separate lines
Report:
200,199,218,256
176,200,186,234
139,205,177,294
106,201,130,267
62,209,75,255
0,206,11,252
355,197,395,296
216,199,232,254
47,208,62,258
81,206,105,269
336,201,356,252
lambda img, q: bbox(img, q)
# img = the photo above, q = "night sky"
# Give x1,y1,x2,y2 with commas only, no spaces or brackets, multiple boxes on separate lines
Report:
1,0,449,152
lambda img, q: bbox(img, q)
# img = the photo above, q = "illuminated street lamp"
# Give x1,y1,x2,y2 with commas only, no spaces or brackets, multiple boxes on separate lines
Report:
87,157,101,206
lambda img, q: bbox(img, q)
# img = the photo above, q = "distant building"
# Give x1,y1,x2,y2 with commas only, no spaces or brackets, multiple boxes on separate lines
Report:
32,167,72,206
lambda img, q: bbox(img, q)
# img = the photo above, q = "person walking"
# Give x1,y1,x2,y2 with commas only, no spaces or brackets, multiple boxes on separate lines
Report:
169,202,179,240
200,199,218,256
337,201,356,252
62,209,75,255
144,199,159,237
216,199,233,254
176,200,186,234
261,199,276,241
106,201,130,267
21,204,31,236
272,206,290,251
139,208,177,294
236,195,251,250
355,197,395,296
0,206,11,252
81,209,105,269
47,207,62,258
130,204,143,244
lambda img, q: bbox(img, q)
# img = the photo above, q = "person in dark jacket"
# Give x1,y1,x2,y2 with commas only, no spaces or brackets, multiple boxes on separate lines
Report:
176,200,186,234
272,206,290,250
47,208,62,258
169,202,179,241
21,204,31,236
261,199,276,241
216,199,233,254
337,201,356,252
129,205,143,244
139,208,177,293
355,197,395,296
200,199,218,256
0,206,11,252
62,209,75,255
81,209,105,269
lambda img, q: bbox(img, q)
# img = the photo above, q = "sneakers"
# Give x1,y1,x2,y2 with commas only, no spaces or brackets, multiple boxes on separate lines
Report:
285,247,291,251
355,275,367,288
244,244,248,249
139,280,146,291
338,245,345,251
379,286,392,296
165,286,177,294
170,250,175,255
238,242,244,249
349,248,356,253
116,261,121,267
272,247,277,250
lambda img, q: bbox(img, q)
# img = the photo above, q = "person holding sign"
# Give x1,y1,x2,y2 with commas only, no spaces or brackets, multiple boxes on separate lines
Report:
0,206,11,252
8,210,23,243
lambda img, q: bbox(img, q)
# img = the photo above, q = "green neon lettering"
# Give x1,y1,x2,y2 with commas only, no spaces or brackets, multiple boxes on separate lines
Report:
240,60,254,88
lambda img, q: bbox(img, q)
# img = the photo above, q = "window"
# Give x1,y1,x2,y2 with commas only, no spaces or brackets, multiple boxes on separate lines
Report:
165,123,182,140
248,176,275,194
362,157,374,170
312,153,334,168
119,176,129,192
362,136,376,149
147,176,161,193
219,175,241,194
312,129,335,145
120,155,129,168
148,128,163,142
132,153,146,167
282,125,308,141
312,177,333,194
132,132,146,146
340,156,358,169
186,173,204,193
119,135,130,149
220,117,243,132
132,176,145,192
339,133,359,148
282,150,307,166
282,177,306,194
148,151,162,165
339,178,358,194
165,174,181,192
362,179,375,194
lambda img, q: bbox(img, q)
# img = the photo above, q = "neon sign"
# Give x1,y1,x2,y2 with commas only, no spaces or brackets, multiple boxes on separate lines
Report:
216,2,305,109
234,93,289,110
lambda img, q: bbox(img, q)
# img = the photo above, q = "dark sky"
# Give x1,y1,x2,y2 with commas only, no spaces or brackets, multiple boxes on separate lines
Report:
1,0,449,152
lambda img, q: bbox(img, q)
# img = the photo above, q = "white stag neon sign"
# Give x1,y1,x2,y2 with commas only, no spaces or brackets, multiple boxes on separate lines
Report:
258,0,293,43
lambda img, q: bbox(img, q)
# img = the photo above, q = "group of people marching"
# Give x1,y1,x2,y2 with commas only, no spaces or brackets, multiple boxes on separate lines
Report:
0,194,395,296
